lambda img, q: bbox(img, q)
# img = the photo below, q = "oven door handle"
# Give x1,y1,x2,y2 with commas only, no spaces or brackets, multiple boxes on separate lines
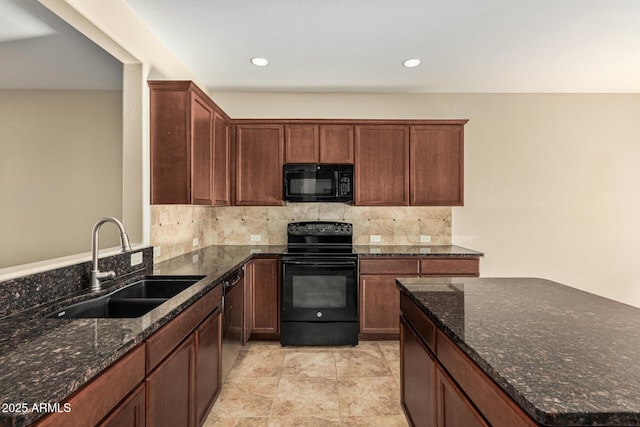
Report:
282,260,357,267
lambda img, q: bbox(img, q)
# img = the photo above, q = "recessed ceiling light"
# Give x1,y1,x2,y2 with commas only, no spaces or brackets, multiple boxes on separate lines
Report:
250,57,269,67
402,58,421,68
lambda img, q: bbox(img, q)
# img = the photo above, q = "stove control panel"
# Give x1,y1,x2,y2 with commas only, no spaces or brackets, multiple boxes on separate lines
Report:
287,221,353,236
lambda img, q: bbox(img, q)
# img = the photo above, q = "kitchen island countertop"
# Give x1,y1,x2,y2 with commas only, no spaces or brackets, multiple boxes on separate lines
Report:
396,277,640,426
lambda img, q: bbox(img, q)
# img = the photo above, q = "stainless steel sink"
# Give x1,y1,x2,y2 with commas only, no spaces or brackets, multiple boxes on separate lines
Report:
46,275,205,319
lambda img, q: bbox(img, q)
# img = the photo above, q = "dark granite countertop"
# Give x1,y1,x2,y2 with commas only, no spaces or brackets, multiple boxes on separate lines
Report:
396,277,640,426
0,245,282,427
353,244,483,257
0,244,479,426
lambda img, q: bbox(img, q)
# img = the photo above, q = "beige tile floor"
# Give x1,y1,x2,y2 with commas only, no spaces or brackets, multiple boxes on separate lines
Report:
204,341,410,427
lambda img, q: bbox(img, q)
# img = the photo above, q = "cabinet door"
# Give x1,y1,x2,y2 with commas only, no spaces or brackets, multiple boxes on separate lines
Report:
149,83,190,204
436,366,488,427
285,124,319,163
236,125,284,205
400,316,436,427
146,335,196,427
195,310,222,425
213,110,230,206
99,384,145,427
320,125,354,164
249,258,280,338
410,126,464,206
191,92,214,205
359,275,401,335
355,125,409,205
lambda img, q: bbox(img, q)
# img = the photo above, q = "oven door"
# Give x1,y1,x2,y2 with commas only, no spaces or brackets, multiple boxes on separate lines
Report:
281,257,357,322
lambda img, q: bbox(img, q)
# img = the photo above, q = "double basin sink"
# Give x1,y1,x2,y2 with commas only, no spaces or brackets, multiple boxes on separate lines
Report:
47,275,205,319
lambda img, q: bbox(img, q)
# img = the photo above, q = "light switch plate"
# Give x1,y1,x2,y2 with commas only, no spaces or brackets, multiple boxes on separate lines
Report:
192,237,199,247
250,234,262,242
153,246,161,258
130,252,143,266
370,235,381,243
420,235,432,243
193,254,199,263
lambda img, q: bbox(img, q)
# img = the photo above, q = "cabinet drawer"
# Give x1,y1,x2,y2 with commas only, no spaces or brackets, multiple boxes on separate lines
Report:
420,258,479,276
400,293,436,353
146,284,222,373
360,258,419,275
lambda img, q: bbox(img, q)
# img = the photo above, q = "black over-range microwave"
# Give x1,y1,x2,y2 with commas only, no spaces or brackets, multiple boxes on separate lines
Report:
283,164,354,203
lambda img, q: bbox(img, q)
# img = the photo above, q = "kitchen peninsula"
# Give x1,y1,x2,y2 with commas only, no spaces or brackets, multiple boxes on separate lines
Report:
397,277,640,426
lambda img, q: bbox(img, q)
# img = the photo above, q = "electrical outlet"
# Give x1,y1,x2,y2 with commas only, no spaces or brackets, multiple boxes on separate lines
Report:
420,235,431,243
370,235,381,243
192,237,199,247
153,246,161,258
192,254,199,263
250,234,262,242
130,251,143,266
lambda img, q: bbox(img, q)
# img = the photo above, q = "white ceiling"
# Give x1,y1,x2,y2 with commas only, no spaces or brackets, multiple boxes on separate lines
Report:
0,0,121,90
126,0,640,93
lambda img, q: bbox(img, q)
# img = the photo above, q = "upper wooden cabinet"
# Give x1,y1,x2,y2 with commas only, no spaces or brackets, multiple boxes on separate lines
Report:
284,124,354,164
284,124,319,163
355,125,410,205
410,125,464,206
149,81,230,205
235,124,284,206
213,111,231,206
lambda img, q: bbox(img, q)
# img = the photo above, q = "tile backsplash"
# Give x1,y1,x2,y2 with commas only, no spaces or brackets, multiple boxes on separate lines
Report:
151,204,451,263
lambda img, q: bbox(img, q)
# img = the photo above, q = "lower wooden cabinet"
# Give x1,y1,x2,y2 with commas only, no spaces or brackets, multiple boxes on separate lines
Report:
99,384,145,427
400,316,436,427
359,257,479,339
247,257,280,339
195,311,222,425
436,366,488,427
146,335,196,427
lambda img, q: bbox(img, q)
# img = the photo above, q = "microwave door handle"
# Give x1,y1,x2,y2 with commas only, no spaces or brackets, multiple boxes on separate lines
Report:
334,171,340,197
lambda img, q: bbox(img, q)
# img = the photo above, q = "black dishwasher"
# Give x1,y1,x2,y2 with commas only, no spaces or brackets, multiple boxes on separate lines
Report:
221,267,244,383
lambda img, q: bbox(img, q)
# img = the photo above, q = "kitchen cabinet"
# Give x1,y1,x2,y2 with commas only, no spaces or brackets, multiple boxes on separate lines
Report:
319,124,354,163
355,125,410,205
284,124,319,163
284,124,354,164
146,335,196,427
400,292,536,427
99,384,145,427
247,257,280,339
235,124,284,206
34,345,146,427
410,125,464,206
145,285,222,427
400,316,436,427
359,257,479,338
195,311,222,425
149,81,231,205
213,111,231,206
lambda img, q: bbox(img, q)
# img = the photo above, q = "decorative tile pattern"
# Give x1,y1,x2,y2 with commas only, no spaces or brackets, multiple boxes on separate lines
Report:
207,341,409,426
151,204,451,262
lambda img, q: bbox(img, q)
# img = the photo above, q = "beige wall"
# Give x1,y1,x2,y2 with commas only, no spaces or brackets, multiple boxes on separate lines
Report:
0,90,123,268
209,92,640,307
151,205,451,263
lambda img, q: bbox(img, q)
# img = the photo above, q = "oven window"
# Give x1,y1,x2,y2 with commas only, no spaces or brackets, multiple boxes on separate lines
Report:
292,275,347,308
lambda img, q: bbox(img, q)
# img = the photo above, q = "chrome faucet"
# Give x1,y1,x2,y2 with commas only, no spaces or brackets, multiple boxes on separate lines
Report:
90,217,132,292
